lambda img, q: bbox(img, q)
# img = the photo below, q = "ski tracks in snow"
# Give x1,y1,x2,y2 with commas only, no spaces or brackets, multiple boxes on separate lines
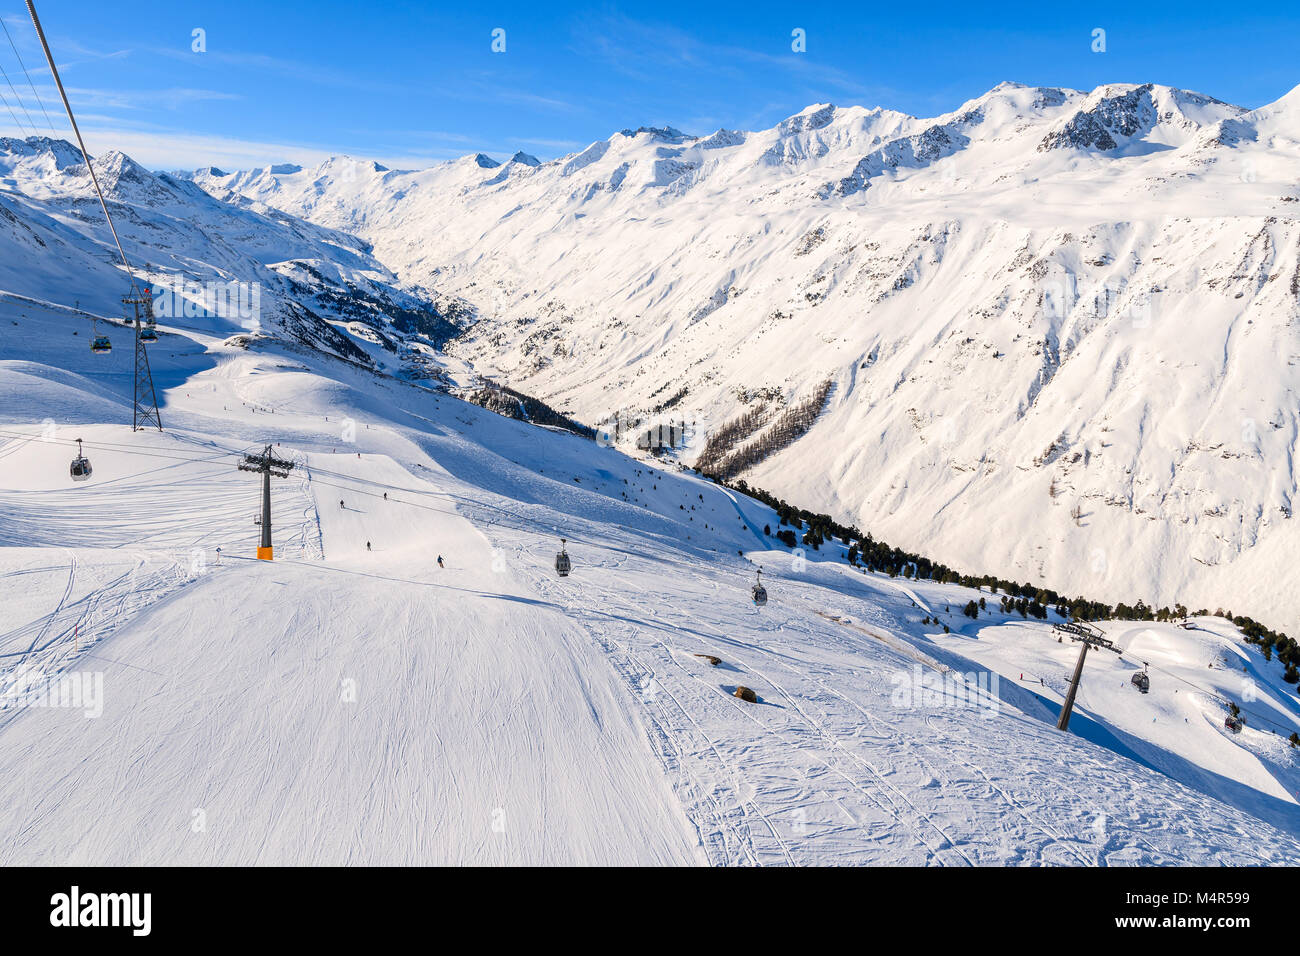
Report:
517,538,982,865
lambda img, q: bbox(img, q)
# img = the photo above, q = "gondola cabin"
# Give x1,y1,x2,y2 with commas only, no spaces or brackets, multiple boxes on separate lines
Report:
69,438,92,482
751,568,767,607
1130,671,1150,693
140,327,158,342
555,538,571,577
1225,715,1244,734
90,335,112,353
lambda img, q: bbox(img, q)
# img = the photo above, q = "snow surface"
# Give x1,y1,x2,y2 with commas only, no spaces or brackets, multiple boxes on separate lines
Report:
1,300,1298,864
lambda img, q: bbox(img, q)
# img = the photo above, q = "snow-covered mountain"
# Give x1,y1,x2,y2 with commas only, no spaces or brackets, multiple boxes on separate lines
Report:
4,89,1300,860
189,81,1300,640
0,136,465,370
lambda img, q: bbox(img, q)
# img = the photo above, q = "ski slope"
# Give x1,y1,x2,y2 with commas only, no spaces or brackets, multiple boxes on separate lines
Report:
0,455,703,865
1,304,1299,865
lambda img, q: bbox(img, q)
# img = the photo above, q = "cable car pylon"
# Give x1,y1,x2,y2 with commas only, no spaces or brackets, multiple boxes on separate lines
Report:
238,445,295,560
124,286,162,431
1053,621,1121,731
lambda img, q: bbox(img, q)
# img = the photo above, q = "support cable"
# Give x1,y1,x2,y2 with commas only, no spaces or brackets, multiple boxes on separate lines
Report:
0,53,33,131
25,1,139,295
1,13,55,134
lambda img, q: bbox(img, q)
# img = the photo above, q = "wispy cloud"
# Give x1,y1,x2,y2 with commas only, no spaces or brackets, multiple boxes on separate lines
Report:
68,125,444,172
566,12,908,120
517,136,586,151
492,89,583,114
0,115,585,172
63,86,242,111
149,46,408,97
0,15,130,76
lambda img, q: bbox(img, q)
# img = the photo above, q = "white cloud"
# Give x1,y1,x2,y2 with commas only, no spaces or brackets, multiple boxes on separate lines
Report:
0,122,439,172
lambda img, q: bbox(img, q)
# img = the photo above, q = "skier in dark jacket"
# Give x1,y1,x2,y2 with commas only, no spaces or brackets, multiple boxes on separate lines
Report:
437,555,444,568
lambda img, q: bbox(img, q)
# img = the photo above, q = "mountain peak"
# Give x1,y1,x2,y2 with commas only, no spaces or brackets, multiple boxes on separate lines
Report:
509,150,541,167
319,156,389,175
0,135,86,172
94,149,152,181
617,125,690,143
1244,82,1300,128
1035,82,1242,153
778,104,837,135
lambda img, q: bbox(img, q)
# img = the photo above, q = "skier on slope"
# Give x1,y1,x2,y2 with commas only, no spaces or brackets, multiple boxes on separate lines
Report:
437,555,444,568
366,541,371,551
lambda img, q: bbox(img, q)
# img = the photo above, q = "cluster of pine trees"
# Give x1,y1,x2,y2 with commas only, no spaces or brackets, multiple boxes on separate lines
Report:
999,595,1049,619
774,528,798,548
696,380,834,481
651,386,689,414
465,383,595,439
1212,613,1300,684
694,404,770,474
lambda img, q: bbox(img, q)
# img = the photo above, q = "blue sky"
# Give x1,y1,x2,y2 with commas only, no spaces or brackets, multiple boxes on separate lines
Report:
1,0,1297,170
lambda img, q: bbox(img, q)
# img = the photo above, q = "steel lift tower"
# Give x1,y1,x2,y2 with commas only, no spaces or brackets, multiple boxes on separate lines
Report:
238,446,295,560
123,286,162,431
1053,621,1122,731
